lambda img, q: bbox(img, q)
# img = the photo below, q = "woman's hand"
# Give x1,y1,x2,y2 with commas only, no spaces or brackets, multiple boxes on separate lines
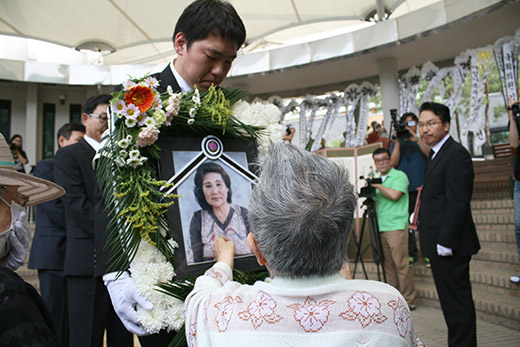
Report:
213,236,235,269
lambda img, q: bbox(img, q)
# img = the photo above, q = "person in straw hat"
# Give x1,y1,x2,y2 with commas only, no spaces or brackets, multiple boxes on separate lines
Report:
0,133,65,269
0,132,64,346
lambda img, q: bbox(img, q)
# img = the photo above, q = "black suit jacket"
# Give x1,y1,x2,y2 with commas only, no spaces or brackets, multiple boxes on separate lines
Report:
418,136,480,258
54,139,97,276
93,64,181,277
28,159,67,270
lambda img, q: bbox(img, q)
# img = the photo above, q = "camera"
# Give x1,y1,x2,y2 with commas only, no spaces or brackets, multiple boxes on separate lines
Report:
9,143,16,151
390,109,411,140
510,102,520,117
359,176,382,198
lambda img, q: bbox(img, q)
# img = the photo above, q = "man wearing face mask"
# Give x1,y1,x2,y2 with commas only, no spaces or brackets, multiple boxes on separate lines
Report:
0,133,65,345
389,112,430,266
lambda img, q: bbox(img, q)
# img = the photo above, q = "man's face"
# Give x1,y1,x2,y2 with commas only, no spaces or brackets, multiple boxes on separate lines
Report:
174,33,238,91
418,110,450,146
373,152,391,175
59,130,84,148
83,104,108,142
404,116,417,133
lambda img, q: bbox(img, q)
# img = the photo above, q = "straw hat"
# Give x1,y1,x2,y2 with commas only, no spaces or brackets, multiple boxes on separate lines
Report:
0,133,65,206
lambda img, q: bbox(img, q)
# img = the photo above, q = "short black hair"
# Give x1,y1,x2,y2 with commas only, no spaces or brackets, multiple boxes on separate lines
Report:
373,147,390,158
57,123,85,142
401,112,418,123
419,102,450,123
173,0,246,50
82,94,111,115
194,162,232,210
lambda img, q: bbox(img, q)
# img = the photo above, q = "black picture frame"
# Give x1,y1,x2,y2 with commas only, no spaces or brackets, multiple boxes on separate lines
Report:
156,134,263,278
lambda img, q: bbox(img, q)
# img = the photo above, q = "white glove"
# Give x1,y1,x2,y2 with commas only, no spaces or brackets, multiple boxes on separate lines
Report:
103,271,153,336
0,211,30,270
437,244,453,257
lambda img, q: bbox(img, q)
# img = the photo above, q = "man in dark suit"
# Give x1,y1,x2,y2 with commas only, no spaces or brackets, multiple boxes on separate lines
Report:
418,102,480,347
54,95,133,347
28,122,85,344
94,1,246,344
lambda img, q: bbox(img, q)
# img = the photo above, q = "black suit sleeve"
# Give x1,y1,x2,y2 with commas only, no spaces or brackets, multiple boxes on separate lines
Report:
439,146,474,250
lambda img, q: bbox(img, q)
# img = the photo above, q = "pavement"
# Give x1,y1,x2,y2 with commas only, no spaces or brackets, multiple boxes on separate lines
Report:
412,305,520,346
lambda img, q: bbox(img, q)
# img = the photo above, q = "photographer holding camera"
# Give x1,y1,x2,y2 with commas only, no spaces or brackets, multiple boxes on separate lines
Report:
508,100,520,284
390,112,430,266
371,147,417,309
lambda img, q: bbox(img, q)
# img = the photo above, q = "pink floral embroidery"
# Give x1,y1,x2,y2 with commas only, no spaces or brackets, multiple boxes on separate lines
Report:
339,291,387,328
188,323,197,347
287,297,336,332
205,268,222,279
203,297,211,325
415,335,425,347
387,298,411,338
238,291,283,329
214,296,242,332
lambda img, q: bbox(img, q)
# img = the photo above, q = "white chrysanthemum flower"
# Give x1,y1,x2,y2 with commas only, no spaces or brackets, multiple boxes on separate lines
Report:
122,80,136,91
166,85,174,95
123,104,140,119
125,118,137,128
129,149,140,159
145,76,159,88
187,118,195,125
119,149,128,158
189,108,196,118
117,138,130,149
144,117,156,127
130,240,184,333
126,157,144,168
111,100,125,115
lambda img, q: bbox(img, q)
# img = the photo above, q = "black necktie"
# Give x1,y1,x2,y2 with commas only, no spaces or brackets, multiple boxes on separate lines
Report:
429,149,435,160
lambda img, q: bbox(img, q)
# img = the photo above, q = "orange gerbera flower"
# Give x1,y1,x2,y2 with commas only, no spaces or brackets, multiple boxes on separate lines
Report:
125,85,155,113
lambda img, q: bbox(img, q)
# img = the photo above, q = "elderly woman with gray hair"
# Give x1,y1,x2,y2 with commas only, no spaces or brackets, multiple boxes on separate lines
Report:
185,143,422,346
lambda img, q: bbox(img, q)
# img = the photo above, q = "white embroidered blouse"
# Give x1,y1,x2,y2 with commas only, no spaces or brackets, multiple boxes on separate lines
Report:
184,262,424,347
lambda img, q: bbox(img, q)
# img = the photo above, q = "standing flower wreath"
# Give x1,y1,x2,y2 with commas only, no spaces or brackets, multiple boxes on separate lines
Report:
96,75,282,337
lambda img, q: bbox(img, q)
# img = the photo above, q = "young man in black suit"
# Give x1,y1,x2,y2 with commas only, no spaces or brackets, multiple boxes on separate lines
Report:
418,102,480,347
28,122,85,344
54,94,133,347
93,0,246,344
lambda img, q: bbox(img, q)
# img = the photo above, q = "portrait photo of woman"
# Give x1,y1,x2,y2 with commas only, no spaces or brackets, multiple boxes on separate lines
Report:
189,162,251,263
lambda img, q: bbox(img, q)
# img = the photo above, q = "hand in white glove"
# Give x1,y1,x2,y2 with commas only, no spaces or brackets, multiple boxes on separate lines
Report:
437,244,453,257
0,211,30,270
103,271,153,336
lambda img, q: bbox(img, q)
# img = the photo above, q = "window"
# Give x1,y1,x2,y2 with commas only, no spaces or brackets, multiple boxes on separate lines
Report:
42,103,55,159
70,104,82,123
0,100,11,140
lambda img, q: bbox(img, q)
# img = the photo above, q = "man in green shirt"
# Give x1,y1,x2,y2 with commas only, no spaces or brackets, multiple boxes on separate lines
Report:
372,147,416,310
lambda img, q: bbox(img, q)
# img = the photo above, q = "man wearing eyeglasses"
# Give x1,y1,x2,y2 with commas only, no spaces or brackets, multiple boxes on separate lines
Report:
371,147,417,311
54,94,133,347
418,102,480,347
390,113,430,267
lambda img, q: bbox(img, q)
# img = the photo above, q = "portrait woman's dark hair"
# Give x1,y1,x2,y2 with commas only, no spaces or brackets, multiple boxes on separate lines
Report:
194,162,232,210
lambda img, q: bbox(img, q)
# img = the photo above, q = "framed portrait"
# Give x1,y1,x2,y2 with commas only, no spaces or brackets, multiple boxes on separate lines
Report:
157,134,262,278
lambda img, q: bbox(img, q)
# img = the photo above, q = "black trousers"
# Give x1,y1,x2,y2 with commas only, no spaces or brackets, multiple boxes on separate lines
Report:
67,276,133,347
38,269,68,345
430,255,477,347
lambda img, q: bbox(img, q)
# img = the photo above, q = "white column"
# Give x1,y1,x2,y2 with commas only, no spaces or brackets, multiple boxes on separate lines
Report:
377,58,400,131
26,83,38,168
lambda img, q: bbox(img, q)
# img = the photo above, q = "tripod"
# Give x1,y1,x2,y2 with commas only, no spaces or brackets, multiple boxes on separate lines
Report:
352,197,386,282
